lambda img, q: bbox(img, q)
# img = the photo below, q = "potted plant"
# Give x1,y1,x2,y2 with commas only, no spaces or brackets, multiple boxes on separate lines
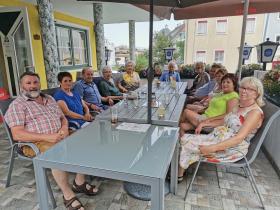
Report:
263,67,280,106
180,64,197,79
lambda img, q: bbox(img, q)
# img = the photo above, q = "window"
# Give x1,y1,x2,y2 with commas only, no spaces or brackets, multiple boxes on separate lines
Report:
196,20,207,35
276,35,280,42
56,24,89,69
179,32,185,40
196,51,206,62
214,50,224,63
246,17,256,33
216,19,227,34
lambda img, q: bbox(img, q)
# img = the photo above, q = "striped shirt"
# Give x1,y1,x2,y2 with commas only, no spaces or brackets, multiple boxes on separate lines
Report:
4,94,64,134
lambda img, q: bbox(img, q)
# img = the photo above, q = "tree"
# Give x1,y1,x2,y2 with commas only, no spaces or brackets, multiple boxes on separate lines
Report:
174,40,185,64
135,54,148,73
153,31,173,65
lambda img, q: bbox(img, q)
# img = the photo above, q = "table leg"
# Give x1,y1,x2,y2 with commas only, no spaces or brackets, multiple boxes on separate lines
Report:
170,142,179,195
151,178,164,210
34,160,49,210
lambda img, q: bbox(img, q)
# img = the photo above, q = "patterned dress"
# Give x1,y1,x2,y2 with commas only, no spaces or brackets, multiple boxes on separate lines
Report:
180,107,263,169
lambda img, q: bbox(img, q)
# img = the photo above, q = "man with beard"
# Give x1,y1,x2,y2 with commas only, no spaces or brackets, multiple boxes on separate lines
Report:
5,72,99,210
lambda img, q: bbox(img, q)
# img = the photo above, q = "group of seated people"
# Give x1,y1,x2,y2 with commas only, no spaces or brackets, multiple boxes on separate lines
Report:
178,62,264,182
3,60,265,209
3,60,143,210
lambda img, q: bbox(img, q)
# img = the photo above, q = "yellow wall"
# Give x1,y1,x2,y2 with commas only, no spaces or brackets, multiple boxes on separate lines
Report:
0,0,97,89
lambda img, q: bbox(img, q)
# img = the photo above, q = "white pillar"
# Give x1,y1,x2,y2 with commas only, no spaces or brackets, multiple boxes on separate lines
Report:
129,20,136,62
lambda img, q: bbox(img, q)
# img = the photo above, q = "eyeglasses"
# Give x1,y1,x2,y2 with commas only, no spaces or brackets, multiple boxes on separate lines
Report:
239,86,257,93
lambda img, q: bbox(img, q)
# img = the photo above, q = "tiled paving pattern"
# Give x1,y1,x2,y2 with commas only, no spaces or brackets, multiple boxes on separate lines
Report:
0,124,279,210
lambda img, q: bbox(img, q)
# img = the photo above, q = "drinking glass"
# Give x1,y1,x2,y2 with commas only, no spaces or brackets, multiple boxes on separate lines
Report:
157,104,166,118
164,93,170,107
123,93,128,107
110,106,118,124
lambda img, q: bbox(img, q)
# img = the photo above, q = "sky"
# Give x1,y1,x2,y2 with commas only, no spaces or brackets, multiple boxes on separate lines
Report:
104,18,183,49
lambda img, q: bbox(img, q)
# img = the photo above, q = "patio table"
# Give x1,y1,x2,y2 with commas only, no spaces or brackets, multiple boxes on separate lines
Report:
33,120,179,210
97,93,186,127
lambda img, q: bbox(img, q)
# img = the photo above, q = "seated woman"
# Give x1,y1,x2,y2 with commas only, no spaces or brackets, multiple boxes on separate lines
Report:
154,63,162,78
117,61,141,92
180,73,239,137
159,61,181,82
54,72,93,130
178,77,264,181
99,66,123,103
186,68,227,113
186,62,210,95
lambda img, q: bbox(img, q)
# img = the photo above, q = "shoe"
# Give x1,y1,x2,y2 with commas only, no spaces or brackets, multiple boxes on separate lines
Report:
167,175,184,183
178,176,184,183
72,180,100,196
63,196,84,210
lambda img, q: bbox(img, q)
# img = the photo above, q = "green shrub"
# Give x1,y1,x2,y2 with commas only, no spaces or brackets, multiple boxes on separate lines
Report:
263,68,280,96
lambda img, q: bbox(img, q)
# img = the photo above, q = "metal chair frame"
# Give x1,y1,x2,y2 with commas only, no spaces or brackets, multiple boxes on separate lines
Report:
184,101,280,209
0,99,56,209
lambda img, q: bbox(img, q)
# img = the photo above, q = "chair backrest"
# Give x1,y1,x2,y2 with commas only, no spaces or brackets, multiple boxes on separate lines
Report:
41,87,59,96
93,76,102,87
246,100,280,164
0,99,15,146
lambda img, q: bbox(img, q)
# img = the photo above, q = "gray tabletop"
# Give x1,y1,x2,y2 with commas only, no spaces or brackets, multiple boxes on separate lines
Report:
97,93,187,127
137,81,187,95
33,120,179,210
34,120,178,178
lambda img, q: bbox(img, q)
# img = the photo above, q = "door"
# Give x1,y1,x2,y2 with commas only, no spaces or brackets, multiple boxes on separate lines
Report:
0,7,34,97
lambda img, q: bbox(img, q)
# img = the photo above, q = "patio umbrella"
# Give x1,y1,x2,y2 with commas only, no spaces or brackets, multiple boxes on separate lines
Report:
78,0,218,123
137,0,280,81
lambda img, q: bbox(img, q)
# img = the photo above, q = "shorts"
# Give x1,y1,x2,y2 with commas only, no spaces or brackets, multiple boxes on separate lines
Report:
22,141,56,158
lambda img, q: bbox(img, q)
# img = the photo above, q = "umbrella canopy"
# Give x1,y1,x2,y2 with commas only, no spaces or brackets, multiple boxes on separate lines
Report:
173,0,280,20
136,0,280,20
78,0,218,8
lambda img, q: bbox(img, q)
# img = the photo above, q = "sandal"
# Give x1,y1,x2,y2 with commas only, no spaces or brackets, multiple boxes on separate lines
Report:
166,175,184,183
63,196,84,210
178,176,184,183
72,180,100,196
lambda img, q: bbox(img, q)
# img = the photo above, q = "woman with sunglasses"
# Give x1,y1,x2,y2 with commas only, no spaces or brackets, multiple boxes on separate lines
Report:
178,77,264,182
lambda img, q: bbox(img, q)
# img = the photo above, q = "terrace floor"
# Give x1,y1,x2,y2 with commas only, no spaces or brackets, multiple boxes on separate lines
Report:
0,124,280,210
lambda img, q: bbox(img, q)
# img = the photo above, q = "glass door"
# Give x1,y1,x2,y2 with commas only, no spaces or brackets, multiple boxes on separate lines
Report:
0,7,34,97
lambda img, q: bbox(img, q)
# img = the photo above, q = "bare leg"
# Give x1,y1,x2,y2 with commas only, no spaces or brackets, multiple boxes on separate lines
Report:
75,174,98,193
179,122,194,137
52,169,84,210
178,166,185,177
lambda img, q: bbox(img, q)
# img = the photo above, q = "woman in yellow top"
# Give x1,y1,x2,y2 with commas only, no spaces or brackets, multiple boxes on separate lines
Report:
180,73,239,137
117,61,141,92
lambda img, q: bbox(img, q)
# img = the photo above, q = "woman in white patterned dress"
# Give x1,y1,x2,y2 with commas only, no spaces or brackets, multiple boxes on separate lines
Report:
178,77,264,181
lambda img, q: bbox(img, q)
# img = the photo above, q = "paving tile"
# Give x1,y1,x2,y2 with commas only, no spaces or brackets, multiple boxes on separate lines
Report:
164,199,185,210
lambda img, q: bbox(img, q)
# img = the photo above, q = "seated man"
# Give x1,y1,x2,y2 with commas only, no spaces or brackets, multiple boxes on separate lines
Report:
98,65,124,102
187,63,222,104
160,61,181,82
73,67,113,113
4,72,99,210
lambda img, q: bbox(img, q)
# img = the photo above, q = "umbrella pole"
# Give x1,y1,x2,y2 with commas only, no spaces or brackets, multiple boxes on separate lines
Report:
147,0,154,124
237,0,249,83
